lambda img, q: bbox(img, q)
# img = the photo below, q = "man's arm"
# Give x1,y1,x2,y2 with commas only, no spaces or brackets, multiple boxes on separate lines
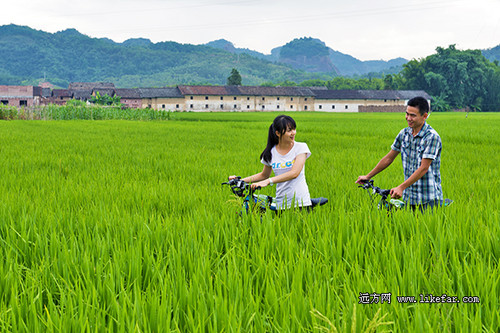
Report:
356,149,400,184
389,158,432,198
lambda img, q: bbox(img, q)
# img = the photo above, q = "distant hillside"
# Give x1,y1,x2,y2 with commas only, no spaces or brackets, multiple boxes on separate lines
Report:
482,44,500,62
278,37,338,73
2,24,496,88
206,37,407,76
205,39,269,61
0,25,332,87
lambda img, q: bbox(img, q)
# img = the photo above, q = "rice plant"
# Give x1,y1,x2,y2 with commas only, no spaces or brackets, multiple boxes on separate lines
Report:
0,104,173,121
0,112,498,331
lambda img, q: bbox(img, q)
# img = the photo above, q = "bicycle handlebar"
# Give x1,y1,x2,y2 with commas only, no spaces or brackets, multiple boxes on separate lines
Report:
358,180,390,200
222,177,261,197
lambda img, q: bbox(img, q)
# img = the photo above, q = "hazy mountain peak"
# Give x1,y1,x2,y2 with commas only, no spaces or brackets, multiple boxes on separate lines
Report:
122,38,153,47
205,39,236,52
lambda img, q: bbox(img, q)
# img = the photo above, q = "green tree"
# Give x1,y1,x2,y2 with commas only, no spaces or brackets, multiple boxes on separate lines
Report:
90,91,121,106
483,64,500,111
299,79,327,87
325,77,384,90
383,74,396,90
227,68,242,85
400,45,500,110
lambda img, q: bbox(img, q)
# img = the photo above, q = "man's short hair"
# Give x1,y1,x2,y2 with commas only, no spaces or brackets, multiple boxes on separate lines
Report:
407,97,429,115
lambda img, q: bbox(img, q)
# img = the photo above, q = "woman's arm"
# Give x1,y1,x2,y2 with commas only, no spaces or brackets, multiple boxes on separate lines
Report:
229,165,272,183
252,153,307,189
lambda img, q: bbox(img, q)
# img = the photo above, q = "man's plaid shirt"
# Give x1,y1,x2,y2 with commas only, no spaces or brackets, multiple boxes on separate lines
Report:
391,122,443,205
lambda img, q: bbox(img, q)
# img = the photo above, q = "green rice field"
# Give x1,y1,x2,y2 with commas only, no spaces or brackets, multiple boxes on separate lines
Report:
0,111,498,331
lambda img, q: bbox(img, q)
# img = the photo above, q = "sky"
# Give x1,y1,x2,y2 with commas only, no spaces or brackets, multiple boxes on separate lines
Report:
3,0,500,61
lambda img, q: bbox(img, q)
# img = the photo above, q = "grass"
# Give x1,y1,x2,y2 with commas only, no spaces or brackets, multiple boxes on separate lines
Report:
0,104,173,121
0,112,498,331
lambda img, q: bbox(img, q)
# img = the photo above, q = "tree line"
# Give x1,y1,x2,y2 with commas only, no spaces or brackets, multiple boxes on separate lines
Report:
262,45,500,111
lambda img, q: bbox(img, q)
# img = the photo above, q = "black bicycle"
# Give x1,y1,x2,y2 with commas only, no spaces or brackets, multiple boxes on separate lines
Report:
358,179,453,211
222,177,328,214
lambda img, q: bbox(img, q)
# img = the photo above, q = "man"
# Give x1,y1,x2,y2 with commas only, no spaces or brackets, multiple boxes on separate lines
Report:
356,96,443,210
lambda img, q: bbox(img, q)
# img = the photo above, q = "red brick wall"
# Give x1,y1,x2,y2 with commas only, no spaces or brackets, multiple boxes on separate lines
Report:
121,98,142,108
359,105,405,112
0,86,36,107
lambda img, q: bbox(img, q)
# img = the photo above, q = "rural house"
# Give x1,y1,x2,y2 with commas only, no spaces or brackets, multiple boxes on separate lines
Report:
0,82,431,112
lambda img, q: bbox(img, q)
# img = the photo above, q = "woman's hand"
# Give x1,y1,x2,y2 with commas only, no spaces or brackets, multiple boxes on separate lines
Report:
251,178,270,189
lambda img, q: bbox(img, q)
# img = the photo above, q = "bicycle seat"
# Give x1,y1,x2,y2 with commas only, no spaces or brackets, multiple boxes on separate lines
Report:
311,197,328,207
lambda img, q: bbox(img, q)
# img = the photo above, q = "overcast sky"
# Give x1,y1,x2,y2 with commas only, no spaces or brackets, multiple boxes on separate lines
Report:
3,0,500,61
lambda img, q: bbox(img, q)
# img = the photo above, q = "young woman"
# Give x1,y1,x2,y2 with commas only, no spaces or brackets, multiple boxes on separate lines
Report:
229,115,312,209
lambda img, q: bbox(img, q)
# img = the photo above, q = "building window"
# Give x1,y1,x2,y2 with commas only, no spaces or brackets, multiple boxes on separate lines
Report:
332,105,335,109
304,105,308,110
247,97,250,100
206,104,209,109
234,104,237,109
20,100,27,106
277,105,280,109
277,97,280,101
220,104,223,109
190,104,193,108
1,100,8,105
290,105,293,109
247,105,250,109
176,104,179,108
262,97,265,101
291,97,294,101
205,96,209,100
220,96,223,100
319,105,322,109
162,104,166,109
345,105,348,109
234,97,237,100
190,96,193,100
305,98,308,101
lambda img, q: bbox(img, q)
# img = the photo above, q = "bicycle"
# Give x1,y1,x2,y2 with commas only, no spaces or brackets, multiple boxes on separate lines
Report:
358,179,453,212
222,177,328,215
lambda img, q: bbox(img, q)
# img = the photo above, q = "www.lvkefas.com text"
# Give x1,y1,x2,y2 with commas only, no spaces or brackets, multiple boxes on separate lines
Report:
359,293,480,304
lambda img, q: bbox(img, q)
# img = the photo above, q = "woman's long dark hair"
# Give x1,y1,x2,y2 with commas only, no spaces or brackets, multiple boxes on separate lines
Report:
260,115,296,163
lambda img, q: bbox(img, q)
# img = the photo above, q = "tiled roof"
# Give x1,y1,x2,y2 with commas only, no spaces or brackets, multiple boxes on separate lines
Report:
72,89,92,99
41,88,51,98
178,85,231,96
138,87,183,98
52,89,73,98
397,90,431,100
115,88,141,99
178,85,315,97
311,89,431,100
311,89,366,99
361,90,402,100
238,86,315,97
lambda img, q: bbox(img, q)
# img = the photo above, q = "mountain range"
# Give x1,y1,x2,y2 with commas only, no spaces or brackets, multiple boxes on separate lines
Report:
0,25,499,88
205,37,407,76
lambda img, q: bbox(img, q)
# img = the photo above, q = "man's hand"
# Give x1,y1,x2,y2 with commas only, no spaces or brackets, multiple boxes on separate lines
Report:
356,175,371,184
390,186,404,199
